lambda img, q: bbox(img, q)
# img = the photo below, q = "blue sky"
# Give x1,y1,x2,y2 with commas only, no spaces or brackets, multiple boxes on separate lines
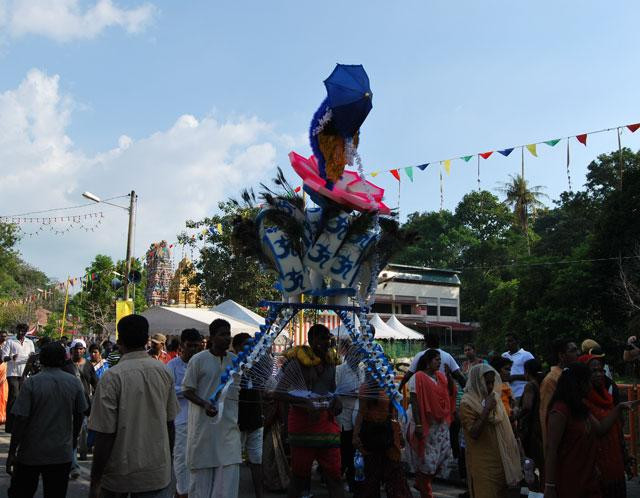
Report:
1,0,639,282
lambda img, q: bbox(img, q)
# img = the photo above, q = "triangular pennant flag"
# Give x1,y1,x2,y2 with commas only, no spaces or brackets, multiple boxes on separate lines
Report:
443,160,451,175
216,223,223,235
390,169,400,181
498,148,514,157
370,171,379,177
544,139,561,147
404,167,414,182
525,144,538,157
627,123,640,133
461,155,473,162
576,134,588,146
479,151,493,160
417,163,429,171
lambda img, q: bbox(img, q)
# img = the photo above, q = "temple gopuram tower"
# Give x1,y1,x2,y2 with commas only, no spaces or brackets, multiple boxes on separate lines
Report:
145,241,174,306
168,257,201,306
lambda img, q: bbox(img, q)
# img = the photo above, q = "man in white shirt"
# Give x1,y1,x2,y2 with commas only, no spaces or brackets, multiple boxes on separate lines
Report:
182,319,241,498
167,328,202,498
501,333,534,401
2,323,35,433
400,333,466,390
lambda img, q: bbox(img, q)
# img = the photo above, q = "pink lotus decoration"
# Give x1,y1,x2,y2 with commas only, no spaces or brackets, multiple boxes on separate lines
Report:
289,152,391,215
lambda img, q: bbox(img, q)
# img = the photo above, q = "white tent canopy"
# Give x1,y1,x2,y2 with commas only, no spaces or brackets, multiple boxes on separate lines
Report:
386,315,424,340
141,306,259,337
368,314,407,340
212,299,265,327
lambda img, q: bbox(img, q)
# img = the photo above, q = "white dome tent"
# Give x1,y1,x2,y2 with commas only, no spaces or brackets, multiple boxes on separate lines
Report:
386,315,424,340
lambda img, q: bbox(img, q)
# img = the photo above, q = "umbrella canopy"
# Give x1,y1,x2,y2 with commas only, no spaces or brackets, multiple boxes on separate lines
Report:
386,315,424,340
324,64,372,138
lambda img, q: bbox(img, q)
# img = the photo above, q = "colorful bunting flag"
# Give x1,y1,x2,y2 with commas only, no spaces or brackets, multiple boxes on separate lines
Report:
216,223,223,235
526,144,538,157
498,148,514,157
390,169,400,181
544,139,561,147
461,155,473,162
404,167,414,182
417,164,429,171
479,151,493,160
370,171,379,177
294,186,301,193
627,123,640,133
576,134,588,146
443,160,451,175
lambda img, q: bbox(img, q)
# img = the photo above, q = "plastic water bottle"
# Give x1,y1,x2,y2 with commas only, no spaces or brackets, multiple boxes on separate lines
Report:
354,449,365,482
523,458,535,485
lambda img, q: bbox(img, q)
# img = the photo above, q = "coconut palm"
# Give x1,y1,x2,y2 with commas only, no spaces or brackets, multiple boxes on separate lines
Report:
498,174,547,253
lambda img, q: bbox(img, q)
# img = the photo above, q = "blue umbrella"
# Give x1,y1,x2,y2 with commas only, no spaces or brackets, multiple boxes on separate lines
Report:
323,64,373,138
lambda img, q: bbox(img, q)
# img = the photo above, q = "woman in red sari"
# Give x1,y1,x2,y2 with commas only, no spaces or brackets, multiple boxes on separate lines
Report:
0,331,8,424
407,349,453,498
544,363,637,498
581,354,630,497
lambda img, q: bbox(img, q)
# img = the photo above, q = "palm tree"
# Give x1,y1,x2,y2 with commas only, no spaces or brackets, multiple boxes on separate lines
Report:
498,174,547,253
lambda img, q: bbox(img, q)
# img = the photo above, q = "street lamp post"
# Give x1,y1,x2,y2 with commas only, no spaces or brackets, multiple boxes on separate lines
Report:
82,190,138,300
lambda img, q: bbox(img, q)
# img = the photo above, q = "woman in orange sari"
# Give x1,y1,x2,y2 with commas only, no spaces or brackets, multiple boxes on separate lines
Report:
581,354,630,497
407,349,454,498
0,330,8,424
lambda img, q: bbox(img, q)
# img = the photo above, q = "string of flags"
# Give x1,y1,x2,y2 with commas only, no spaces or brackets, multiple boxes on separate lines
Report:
0,212,105,238
0,211,104,224
369,121,640,185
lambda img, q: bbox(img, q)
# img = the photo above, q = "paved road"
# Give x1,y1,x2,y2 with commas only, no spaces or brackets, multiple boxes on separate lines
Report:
0,429,468,497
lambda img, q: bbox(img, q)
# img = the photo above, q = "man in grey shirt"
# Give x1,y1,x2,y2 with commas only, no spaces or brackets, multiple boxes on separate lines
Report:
7,342,88,498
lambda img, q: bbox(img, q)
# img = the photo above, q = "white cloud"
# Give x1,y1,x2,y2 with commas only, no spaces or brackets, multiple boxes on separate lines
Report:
0,69,293,281
2,0,156,42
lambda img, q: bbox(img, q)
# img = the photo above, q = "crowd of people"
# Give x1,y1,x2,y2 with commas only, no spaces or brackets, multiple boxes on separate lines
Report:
0,320,639,498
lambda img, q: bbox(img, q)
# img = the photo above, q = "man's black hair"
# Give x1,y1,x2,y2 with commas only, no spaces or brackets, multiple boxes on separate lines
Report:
232,332,251,350
416,348,440,371
490,356,512,373
181,328,201,343
552,338,575,361
15,323,29,334
88,343,100,352
425,332,439,349
167,337,180,352
505,332,518,341
549,362,590,419
308,324,330,342
40,343,66,368
117,314,149,349
524,358,544,384
464,343,476,350
209,318,231,337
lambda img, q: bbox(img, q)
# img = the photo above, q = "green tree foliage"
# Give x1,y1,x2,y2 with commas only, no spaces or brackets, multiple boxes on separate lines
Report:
0,223,49,300
68,254,146,336
395,149,640,369
179,200,279,310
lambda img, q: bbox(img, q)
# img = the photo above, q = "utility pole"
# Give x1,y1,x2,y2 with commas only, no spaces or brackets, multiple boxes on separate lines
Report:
124,190,137,301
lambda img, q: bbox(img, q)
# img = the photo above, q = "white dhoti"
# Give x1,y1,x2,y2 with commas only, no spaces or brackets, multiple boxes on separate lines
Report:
189,465,240,498
174,423,189,494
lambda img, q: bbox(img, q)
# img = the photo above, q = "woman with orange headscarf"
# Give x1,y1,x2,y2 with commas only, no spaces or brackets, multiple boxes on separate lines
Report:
406,349,454,498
